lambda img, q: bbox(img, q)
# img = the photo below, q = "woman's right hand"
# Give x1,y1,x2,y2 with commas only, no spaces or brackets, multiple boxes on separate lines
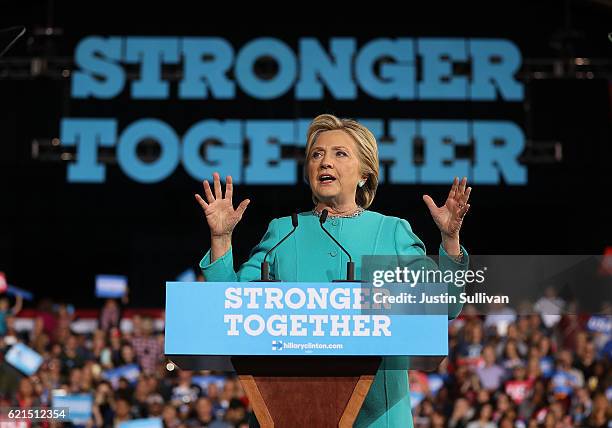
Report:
195,172,250,238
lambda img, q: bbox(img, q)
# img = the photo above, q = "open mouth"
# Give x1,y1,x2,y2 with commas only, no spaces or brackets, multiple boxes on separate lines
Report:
318,174,337,184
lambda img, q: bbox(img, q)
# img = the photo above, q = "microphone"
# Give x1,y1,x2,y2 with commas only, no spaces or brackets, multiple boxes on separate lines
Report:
253,213,299,282
319,210,356,282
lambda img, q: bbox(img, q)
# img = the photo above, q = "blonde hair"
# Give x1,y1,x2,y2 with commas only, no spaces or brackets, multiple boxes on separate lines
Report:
304,114,379,209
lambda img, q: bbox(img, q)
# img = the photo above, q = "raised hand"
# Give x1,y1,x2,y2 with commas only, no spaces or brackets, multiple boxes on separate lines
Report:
423,176,471,240
195,172,250,237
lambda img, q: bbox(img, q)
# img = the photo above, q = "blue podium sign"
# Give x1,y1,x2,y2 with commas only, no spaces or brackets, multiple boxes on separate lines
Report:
165,282,448,358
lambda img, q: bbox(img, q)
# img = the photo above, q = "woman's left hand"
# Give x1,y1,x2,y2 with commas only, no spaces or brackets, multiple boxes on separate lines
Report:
423,176,471,240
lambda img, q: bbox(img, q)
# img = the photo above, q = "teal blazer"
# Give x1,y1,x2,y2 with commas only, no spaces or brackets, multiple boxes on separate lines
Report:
200,210,468,428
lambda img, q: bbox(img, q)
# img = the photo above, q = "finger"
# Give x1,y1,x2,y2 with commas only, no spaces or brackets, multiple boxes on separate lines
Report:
213,172,222,199
448,177,459,200
458,203,470,219
225,175,233,202
422,194,438,214
459,176,467,194
203,180,215,202
461,186,472,204
195,194,209,210
236,199,251,218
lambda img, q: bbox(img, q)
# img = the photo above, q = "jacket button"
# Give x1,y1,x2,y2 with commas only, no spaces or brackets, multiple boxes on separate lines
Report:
332,219,339,226
330,250,338,257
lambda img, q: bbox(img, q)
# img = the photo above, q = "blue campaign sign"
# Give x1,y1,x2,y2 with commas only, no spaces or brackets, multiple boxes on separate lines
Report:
176,268,196,282
586,315,612,334
6,285,34,300
102,363,141,388
165,282,448,357
52,392,93,424
5,343,43,375
192,374,226,391
95,274,128,298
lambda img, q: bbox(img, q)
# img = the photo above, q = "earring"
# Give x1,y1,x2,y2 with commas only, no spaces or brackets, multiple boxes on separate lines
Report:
358,180,366,188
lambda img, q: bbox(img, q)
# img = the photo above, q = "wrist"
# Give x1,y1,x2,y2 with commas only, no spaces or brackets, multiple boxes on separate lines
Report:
211,235,232,253
211,232,232,241
210,234,232,263
441,234,461,256
441,232,459,244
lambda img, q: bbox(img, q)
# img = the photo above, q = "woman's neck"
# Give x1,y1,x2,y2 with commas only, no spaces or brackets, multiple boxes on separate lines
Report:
314,201,360,216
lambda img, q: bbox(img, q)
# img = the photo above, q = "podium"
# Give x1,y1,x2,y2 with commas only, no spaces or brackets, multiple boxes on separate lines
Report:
232,356,380,427
165,282,449,427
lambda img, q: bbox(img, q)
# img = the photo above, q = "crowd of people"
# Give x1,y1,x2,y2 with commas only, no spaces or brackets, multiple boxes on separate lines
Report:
0,293,610,427
411,303,611,428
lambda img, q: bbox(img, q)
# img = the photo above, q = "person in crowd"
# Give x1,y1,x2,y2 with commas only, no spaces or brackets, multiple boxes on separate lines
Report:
99,292,128,332
224,398,248,427
60,334,86,375
448,397,474,428
504,364,533,405
130,316,163,374
476,345,506,391
113,396,134,425
187,397,230,428
465,403,496,428
171,370,202,409
0,294,22,336
92,381,116,427
161,403,182,428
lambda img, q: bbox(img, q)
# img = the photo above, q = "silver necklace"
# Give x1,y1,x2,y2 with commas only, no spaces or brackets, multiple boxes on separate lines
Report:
311,206,365,218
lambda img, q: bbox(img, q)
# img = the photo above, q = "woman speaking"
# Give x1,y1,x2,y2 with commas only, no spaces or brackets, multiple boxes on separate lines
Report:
195,114,472,427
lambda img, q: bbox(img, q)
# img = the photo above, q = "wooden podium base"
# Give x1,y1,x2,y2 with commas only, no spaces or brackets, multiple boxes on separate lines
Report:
232,356,382,428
